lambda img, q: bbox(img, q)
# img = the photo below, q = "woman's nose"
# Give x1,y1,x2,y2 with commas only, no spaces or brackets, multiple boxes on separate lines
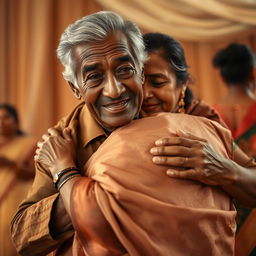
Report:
143,83,153,99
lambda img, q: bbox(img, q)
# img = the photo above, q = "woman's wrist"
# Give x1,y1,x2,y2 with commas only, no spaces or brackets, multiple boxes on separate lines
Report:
221,158,240,185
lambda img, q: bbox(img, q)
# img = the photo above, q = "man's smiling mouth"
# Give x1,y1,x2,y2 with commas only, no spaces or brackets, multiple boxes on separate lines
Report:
103,99,130,113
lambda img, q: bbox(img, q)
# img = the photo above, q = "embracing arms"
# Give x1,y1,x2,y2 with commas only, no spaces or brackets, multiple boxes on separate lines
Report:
150,130,256,207
34,128,126,255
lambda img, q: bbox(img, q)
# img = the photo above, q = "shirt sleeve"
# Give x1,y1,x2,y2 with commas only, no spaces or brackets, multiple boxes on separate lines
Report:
10,163,73,256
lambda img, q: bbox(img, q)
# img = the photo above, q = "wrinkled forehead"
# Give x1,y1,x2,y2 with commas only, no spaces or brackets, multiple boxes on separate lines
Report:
73,32,137,66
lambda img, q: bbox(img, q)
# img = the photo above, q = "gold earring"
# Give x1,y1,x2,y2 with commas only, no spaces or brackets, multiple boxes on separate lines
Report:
177,88,186,113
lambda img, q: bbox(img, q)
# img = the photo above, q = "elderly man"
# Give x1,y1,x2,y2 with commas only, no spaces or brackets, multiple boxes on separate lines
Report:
11,11,236,256
11,11,146,256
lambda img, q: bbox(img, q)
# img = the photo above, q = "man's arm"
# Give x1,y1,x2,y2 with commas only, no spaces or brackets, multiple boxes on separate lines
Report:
10,164,73,256
33,127,126,255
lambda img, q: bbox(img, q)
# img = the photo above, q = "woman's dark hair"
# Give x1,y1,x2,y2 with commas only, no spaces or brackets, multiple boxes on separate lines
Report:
213,43,255,85
0,103,24,135
143,32,193,106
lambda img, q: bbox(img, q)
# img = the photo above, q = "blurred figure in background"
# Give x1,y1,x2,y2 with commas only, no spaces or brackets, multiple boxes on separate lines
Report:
213,43,256,159
213,43,256,256
0,104,36,256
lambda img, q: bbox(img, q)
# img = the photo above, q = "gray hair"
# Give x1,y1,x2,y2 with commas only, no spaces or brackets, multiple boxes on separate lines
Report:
57,11,146,87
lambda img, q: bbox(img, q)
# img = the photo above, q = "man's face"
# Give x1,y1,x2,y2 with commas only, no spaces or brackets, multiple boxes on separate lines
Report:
71,32,143,131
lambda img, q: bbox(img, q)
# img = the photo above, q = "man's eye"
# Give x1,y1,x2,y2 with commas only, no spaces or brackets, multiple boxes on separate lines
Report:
87,73,102,81
116,66,135,78
83,73,104,90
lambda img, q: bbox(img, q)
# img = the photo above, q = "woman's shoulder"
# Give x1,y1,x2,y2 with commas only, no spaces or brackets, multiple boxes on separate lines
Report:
187,99,226,126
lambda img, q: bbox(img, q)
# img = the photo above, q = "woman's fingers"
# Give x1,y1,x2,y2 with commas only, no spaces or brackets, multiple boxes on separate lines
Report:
150,145,193,156
152,155,204,169
166,168,218,186
152,156,190,166
176,129,207,142
154,136,204,149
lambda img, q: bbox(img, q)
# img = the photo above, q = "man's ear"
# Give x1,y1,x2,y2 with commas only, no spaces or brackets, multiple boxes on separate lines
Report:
68,82,82,100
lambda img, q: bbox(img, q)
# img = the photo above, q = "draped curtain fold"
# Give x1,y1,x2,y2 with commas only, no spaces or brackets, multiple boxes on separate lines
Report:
1,0,256,137
96,0,256,41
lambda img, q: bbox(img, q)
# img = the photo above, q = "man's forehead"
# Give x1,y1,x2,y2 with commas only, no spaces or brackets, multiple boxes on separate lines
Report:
74,33,134,61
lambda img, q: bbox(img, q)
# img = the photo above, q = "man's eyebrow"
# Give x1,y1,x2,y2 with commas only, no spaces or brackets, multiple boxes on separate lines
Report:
82,63,99,74
115,55,133,63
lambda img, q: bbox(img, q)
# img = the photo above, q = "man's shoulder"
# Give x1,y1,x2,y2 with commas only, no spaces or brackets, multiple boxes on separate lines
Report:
54,102,86,130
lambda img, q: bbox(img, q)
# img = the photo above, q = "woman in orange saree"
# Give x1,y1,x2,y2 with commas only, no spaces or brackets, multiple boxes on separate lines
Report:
0,104,36,256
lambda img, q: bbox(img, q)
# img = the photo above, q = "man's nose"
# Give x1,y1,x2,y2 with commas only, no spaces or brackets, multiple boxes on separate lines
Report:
102,75,126,98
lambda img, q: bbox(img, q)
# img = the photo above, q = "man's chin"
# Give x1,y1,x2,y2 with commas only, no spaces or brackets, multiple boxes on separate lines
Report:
100,116,136,132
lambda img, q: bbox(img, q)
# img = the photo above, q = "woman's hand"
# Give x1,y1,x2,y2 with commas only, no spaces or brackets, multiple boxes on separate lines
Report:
151,130,237,186
34,127,76,177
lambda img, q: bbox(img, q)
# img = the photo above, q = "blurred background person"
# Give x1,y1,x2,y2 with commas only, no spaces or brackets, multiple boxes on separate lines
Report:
213,43,256,158
0,104,36,256
212,43,256,256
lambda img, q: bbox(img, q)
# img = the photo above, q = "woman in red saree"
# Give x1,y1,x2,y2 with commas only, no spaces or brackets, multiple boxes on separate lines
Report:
212,43,256,256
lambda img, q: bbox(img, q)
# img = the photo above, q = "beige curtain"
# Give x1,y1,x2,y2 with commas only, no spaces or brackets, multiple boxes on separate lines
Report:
0,0,102,138
96,0,256,41
1,0,256,138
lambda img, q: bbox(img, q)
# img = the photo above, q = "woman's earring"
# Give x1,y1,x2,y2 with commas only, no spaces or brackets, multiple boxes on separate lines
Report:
177,88,186,113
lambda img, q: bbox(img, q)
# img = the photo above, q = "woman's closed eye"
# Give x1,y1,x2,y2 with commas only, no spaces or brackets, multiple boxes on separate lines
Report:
150,79,167,88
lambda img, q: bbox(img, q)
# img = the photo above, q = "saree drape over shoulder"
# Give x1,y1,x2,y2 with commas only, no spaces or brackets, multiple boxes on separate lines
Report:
0,136,36,256
70,113,236,256
213,102,256,255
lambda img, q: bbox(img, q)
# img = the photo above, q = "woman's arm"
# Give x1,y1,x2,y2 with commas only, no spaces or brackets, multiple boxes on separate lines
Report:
151,130,256,207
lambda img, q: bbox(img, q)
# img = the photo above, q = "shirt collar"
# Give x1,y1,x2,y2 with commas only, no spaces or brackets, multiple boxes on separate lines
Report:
79,104,106,147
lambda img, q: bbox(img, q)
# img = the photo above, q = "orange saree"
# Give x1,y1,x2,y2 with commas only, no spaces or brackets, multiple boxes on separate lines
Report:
0,136,36,256
70,113,236,256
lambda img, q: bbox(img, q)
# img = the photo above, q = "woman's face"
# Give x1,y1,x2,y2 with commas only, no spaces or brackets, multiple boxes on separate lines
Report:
0,108,17,137
141,52,184,116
